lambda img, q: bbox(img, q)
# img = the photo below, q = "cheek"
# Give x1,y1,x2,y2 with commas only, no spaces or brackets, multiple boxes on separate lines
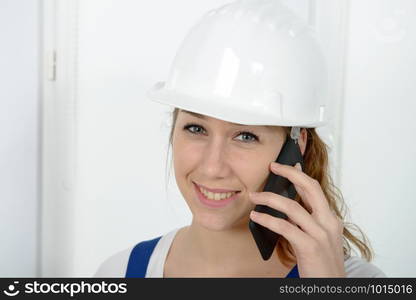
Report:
172,135,206,208
234,149,278,191
236,154,273,191
172,134,203,177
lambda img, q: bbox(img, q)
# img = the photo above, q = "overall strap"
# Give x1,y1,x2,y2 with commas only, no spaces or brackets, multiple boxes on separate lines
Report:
125,235,299,278
125,236,162,278
285,265,299,278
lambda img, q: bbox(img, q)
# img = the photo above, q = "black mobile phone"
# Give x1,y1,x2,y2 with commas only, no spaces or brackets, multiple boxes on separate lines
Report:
249,134,305,261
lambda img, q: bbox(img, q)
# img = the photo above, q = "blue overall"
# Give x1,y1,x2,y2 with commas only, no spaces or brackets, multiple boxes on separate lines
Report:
125,236,299,278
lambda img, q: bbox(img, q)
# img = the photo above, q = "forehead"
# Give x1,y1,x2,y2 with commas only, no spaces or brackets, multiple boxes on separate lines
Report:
180,110,276,132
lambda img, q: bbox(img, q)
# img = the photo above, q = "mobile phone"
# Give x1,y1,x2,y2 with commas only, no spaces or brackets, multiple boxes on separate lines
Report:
248,134,305,261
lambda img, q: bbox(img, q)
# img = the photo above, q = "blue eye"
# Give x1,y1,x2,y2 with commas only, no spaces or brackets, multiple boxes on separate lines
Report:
184,124,206,135
235,131,259,143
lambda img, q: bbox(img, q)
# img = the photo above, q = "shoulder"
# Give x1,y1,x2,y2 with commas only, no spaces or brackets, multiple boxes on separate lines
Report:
344,256,387,278
93,228,180,278
93,246,133,277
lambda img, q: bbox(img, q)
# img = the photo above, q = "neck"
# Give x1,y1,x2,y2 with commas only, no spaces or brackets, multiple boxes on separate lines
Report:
182,217,266,268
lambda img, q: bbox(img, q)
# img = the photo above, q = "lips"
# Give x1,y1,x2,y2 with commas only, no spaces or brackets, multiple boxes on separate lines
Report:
194,182,240,193
193,182,240,208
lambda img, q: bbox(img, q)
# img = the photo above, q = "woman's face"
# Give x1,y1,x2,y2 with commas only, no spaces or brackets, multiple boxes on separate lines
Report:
172,109,287,231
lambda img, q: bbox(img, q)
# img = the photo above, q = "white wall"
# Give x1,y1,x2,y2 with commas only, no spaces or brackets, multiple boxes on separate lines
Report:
0,0,40,276
35,0,416,277
340,0,416,277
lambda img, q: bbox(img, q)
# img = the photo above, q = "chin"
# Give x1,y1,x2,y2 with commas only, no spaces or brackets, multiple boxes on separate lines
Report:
193,210,250,232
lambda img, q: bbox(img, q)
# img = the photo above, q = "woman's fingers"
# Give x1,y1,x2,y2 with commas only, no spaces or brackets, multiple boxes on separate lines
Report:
270,162,332,219
249,210,314,250
249,191,326,238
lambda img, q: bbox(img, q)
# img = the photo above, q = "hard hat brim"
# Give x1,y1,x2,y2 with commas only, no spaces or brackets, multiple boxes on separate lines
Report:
147,81,328,128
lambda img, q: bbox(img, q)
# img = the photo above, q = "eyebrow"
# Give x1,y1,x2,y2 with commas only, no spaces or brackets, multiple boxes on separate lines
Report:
181,109,272,130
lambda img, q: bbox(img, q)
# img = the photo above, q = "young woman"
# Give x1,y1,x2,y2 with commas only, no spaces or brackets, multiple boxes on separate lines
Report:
94,0,385,278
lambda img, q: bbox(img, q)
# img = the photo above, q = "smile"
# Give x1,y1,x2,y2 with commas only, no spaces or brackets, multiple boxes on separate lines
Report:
199,186,237,200
193,182,241,208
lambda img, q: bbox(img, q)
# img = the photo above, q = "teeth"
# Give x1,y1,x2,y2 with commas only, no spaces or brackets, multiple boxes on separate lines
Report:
199,186,237,201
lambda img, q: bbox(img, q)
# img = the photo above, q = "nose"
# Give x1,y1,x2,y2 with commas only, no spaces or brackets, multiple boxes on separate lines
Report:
199,136,232,179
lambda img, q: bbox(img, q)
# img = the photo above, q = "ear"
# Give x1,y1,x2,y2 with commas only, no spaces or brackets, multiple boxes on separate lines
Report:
298,128,308,156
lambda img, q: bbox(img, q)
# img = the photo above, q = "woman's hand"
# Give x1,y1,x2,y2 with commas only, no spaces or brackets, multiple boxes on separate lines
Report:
248,161,346,277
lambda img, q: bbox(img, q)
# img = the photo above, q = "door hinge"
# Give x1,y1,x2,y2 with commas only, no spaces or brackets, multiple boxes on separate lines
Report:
47,50,56,81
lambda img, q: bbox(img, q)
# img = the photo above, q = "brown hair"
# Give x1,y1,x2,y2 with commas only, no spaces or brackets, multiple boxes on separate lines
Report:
166,108,374,267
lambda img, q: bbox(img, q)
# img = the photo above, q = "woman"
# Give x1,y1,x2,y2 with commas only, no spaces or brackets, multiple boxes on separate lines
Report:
94,0,385,277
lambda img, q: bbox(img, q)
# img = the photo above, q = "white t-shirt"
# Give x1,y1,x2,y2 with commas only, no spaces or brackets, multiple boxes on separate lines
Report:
93,227,386,278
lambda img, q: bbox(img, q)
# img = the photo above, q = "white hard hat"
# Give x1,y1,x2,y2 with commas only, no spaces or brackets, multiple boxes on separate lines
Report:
148,0,329,128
